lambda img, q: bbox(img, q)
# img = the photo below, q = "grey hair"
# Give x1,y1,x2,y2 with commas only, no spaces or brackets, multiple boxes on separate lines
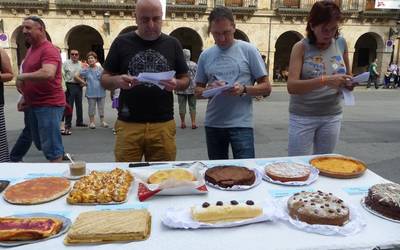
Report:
183,49,191,61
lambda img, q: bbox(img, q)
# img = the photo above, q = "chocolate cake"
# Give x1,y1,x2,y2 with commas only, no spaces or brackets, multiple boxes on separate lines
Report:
287,190,350,226
364,183,400,220
205,166,256,188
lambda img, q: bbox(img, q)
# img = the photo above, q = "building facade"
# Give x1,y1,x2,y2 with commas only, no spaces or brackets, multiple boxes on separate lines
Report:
0,0,399,82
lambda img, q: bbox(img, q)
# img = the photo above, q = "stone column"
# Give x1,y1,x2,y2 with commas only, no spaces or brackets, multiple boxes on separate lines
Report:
376,49,392,82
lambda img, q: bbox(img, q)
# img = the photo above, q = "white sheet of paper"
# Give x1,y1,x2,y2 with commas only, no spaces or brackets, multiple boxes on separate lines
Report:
137,70,176,90
202,82,234,98
341,88,355,106
351,72,370,83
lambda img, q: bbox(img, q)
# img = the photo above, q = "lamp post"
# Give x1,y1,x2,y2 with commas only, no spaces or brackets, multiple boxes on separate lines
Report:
103,12,110,35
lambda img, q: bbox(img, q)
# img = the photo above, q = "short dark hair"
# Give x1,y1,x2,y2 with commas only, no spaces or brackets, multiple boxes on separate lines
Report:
86,51,98,60
24,16,46,30
306,1,342,44
207,6,235,33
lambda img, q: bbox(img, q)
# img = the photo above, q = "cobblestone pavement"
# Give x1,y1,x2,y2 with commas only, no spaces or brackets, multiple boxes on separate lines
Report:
4,86,400,183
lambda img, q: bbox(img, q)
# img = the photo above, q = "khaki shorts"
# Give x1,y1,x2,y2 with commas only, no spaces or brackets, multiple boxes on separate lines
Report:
114,119,176,162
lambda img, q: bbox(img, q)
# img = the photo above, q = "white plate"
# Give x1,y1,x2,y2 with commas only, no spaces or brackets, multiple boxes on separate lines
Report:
62,169,90,180
262,163,319,186
360,197,400,223
205,168,262,191
277,198,366,236
0,213,71,247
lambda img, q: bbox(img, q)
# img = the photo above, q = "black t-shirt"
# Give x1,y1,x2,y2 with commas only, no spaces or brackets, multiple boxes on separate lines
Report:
104,32,188,122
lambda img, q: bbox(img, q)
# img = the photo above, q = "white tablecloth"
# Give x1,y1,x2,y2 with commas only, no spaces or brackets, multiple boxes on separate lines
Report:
0,155,399,250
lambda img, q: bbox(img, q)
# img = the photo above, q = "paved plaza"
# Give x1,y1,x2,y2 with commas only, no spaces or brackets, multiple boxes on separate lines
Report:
4,86,400,183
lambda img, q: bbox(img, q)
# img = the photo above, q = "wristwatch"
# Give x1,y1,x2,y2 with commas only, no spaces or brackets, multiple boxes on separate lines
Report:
240,85,247,97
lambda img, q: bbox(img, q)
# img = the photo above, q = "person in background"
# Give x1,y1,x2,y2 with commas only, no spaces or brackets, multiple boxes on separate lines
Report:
63,49,87,128
0,48,14,161
176,49,198,129
195,6,271,160
367,58,379,89
286,1,353,156
101,0,189,162
75,51,108,129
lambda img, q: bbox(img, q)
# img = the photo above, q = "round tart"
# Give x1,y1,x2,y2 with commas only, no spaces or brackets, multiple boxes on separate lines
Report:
265,162,311,182
287,190,350,226
4,177,70,205
148,168,195,184
310,156,366,178
364,183,400,221
205,166,255,188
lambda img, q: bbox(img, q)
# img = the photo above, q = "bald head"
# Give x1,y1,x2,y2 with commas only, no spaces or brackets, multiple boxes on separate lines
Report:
135,0,163,41
136,0,162,11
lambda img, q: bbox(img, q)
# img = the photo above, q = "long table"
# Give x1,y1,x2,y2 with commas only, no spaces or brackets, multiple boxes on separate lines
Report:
1,155,399,250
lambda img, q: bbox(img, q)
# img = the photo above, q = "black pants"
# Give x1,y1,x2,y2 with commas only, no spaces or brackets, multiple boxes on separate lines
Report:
367,75,379,89
65,83,83,127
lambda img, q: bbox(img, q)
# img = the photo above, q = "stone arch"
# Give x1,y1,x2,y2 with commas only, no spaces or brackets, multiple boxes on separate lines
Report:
273,31,303,81
65,25,105,64
234,29,249,42
352,32,385,74
169,27,203,62
10,26,52,69
119,25,137,35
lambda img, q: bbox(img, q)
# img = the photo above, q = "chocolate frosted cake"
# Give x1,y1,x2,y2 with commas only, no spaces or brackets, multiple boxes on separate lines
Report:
287,190,350,226
205,166,255,188
364,183,400,220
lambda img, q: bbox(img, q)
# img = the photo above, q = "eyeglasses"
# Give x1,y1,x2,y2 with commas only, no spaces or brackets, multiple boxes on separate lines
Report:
24,16,46,30
70,53,79,56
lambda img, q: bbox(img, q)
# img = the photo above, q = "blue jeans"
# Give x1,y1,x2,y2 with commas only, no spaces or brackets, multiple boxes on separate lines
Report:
205,127,255,160
288,113,342,156
29,106,64,160
10,110,32,162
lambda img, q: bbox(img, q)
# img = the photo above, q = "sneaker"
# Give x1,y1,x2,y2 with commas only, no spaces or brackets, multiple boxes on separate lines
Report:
89,122,96,129
76,123,88,127
101,121,109,128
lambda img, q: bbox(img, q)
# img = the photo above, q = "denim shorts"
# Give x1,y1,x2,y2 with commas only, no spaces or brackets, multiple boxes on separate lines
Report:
29,106,65,160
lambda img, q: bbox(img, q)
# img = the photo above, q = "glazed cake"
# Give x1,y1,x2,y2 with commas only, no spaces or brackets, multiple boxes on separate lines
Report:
205,166,255,188
364,183,400,220
287,190,350,226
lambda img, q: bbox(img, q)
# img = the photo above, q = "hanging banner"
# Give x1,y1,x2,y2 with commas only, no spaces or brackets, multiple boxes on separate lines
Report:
375,0,400,9
160,0,166,20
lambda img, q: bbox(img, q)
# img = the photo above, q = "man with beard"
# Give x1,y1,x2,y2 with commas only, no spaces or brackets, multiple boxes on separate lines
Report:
16,16,65,162
101,0,189,162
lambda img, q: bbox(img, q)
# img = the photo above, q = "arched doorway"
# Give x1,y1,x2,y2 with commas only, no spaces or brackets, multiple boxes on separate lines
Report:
119,26,137,35
352,33,384,74
11,26,52,69
234,29,249,42
273,31,302,81
66,25,104,64
170,27,203,62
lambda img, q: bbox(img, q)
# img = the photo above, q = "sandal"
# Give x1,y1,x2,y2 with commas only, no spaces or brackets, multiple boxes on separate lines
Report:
61,128,72,136
180,124,186,129
191,125,198,129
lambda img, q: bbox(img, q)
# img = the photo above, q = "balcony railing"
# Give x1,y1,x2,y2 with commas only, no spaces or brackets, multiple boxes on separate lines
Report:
214,0,258,8
166,0,208,13
275,0,358,10
0,0,49,8
167,0,207,5
55,0,135,10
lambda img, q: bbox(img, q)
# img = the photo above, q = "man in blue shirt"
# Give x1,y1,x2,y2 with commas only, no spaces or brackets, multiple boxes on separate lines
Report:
195,6,272,160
